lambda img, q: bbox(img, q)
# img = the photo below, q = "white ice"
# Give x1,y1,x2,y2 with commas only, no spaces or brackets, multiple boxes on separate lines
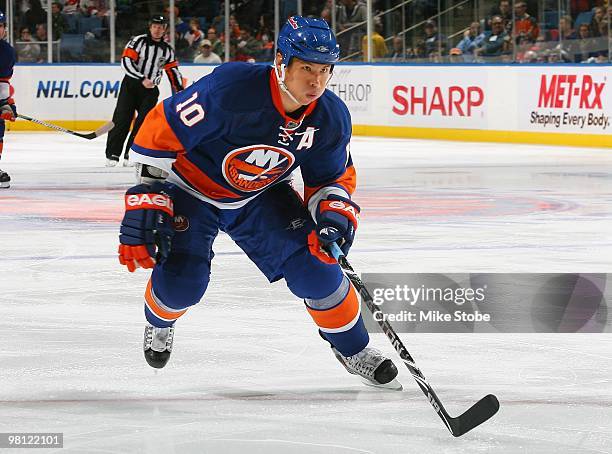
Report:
1,133,611,453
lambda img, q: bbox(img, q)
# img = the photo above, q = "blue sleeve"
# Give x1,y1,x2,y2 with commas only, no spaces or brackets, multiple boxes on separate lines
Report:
300,99,356,217
162,73,226,152
0,43,16,79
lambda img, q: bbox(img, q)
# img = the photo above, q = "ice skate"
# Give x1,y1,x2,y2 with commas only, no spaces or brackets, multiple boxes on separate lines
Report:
0,169,10,188
143,323,174,369
122,158,134,167
333,346,402,390
105,158,119,167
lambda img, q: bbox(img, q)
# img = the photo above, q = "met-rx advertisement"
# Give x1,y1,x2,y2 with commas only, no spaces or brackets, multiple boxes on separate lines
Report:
521,67,610,133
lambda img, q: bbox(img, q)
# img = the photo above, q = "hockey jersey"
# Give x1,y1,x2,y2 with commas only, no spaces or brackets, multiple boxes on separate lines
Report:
0,39,16,103
131,62,356,217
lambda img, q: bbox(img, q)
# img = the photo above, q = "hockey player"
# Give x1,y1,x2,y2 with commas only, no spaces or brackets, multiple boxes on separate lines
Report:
105,15,184,167
0,12,17,188
118,16,400,389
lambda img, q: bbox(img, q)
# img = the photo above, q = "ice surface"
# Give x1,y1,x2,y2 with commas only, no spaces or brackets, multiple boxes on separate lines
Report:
1,133,611,453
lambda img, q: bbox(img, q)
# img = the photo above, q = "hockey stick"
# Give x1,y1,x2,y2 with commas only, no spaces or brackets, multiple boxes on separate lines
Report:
17,114,114,140
328,243,499,437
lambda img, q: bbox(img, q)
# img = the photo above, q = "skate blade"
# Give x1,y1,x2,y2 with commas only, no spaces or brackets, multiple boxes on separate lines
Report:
360,377,403,391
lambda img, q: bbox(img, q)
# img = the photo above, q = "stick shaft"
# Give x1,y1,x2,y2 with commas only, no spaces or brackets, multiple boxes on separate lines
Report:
328,244,455,432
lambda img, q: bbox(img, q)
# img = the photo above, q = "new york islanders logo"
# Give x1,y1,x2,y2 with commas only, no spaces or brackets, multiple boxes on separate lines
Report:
222,145,295,192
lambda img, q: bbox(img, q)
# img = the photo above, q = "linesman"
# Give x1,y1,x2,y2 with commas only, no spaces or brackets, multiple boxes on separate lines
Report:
106,15,184,167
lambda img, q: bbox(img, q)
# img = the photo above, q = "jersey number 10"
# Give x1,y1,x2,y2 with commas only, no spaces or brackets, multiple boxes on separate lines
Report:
176,92,205,127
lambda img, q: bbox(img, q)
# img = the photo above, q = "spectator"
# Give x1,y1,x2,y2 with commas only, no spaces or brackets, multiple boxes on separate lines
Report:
573,23,598,62
513,2,539,43
17,26,42,62
361,20,388,61
449,47,463,63
455,21,483,61
258,32,274,62
34,23,47,42
206,27,224,60
387,35,411,61
228,14,242,40
520,49,539,63
516,35,536,61
22,0,46,33
336,0,367,58
558,15,577,41
163,6,188,35
320,6,332,24
193,39,222,63
590,7,606,37
173,30,192,62
184,18,204,48
51,2,68,39
488,0,512,33
475,15,511,60
234,25,261,62
421,20,447,57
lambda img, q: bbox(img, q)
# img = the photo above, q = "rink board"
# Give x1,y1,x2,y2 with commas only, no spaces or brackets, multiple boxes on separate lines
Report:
9,63,612,148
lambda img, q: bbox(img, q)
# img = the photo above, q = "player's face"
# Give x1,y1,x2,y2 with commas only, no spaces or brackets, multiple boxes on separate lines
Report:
0,24,6,40
149,23,167,40
284,57,333,106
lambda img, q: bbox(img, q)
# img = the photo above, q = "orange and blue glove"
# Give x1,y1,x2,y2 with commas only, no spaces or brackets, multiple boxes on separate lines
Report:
314,194,360,256
0,98,17,122
118,182,175,272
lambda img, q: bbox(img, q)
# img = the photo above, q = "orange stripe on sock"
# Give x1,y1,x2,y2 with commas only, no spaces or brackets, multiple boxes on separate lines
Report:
306,284,359,330
145,280,187,321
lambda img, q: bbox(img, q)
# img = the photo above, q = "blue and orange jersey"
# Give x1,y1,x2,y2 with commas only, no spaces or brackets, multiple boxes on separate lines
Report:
131,62,355,214
0,39,16,103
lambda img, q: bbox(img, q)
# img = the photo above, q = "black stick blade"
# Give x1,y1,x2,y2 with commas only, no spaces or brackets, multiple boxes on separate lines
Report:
449,394,500,437
75,121,115,140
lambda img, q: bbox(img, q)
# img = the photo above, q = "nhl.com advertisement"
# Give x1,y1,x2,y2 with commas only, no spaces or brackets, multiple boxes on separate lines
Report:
521,67,610,133
362,273,611,333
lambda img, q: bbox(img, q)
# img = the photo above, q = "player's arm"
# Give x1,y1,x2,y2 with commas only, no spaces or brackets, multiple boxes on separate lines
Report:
301,127,359,259
164,47,184,93
121,36,146,80
0,80,16,122
130,76,217,175
120,77,218,271
0,46,17,122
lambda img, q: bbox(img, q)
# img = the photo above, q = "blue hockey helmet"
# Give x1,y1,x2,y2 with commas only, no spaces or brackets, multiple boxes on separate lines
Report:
0,11,6,24
277,16,340,66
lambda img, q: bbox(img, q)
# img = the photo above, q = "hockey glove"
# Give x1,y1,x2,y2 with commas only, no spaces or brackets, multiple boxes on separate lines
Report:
0,99,17,122
314,194,360,256
118,182,175,272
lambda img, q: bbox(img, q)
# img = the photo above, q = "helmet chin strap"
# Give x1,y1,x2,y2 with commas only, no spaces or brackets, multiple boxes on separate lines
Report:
273,60,302,107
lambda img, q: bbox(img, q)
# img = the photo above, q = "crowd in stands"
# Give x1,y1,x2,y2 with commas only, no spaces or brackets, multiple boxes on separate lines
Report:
353,0,610,63
9,0,611,64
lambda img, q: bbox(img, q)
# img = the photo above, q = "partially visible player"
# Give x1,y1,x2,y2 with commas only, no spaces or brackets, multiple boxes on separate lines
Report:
117,16,400,389
105,15,184,167
0,11,17,188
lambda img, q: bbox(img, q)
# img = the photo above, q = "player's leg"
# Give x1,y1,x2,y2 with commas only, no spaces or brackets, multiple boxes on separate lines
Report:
143,186,221,368
124,86,159,164
222,183,399,387
105,78,138,165
281,248,400,389
0,119,9,188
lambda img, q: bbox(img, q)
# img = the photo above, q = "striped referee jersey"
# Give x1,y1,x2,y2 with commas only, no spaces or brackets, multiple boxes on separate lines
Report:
121,34,184,92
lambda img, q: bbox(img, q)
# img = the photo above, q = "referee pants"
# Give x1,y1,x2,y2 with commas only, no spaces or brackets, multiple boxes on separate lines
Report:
105,76,159,161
